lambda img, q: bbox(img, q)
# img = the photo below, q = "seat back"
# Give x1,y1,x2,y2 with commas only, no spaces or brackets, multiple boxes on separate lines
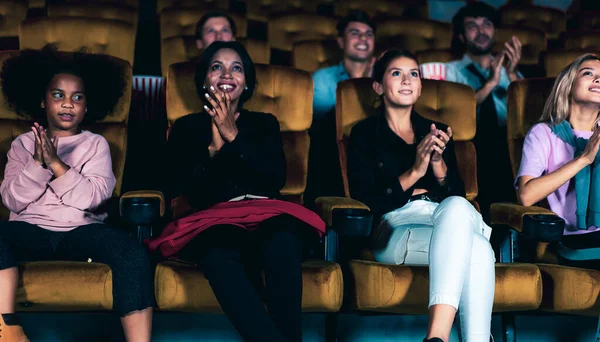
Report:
62,0,138,8
0,0,27,38
506,78,556,178
494,25,546,65
416,49,453,64
500,5,567,40
47,3,138,28
336,78,477,200
333,0,428,19
292,39,343,73
28,0,45,10
563,30,600,51
0,51,132,220
268,13,338,52
19,17,136,66
247,0,320,22
166,61,313,203
376,18,452,54
157,0,228,14
544,50,598,77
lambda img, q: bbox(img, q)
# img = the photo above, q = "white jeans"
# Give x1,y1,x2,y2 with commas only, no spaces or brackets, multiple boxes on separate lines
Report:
372,196,495,342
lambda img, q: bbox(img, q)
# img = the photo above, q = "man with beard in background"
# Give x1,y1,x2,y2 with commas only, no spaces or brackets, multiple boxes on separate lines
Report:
446,2,523,222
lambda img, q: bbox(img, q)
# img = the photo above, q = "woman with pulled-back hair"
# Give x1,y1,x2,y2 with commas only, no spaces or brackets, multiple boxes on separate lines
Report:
347,49,495,342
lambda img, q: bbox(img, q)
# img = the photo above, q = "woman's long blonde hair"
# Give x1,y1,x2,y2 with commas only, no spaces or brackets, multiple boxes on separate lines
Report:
541,53,600,125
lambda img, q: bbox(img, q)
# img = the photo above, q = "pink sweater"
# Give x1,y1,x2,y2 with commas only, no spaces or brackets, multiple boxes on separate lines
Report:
0,131,116,231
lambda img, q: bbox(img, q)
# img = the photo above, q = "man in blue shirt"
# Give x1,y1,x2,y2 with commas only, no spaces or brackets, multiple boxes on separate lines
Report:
306,11,376,206
446,2,523,221
312,10,376,120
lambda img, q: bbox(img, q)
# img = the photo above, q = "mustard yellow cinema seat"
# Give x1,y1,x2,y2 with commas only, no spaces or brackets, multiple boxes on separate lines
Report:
313,78,543,341
416,49,454,64
61,0,138,8
155,61,343,314
376,18,452,54
543,49,598,77
495,25,546,66
0,51,164,312
19,17,136,67
0,0,27,38
157,0,228,14
563,30,600,51
247,0,320,23
333,0,428,19
268,12,338,65
292,39,343,73
47,2,138,29
500,5,566,40
491,78,600,319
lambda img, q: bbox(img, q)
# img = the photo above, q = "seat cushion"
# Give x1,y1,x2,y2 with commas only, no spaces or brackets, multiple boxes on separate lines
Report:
349,260,541,314
155,260,343,312
16,261,113,311
538,264,600,316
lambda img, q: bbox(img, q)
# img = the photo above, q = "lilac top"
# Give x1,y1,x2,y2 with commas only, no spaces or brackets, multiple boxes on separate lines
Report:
517,123,600,235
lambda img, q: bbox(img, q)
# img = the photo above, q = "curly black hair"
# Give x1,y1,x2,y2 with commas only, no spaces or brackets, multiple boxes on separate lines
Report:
0,46,127,124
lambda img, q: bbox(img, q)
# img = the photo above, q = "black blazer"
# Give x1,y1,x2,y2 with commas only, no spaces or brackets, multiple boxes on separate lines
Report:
347,110,465,218
166,109,286,210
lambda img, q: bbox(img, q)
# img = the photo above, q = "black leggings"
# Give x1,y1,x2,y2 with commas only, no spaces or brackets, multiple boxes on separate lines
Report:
0,221,155,316
178,214,313,342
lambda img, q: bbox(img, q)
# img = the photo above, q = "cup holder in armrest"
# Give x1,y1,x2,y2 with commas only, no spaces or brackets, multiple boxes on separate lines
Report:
522,214,565,242
121,197,162,226
331,208,373,237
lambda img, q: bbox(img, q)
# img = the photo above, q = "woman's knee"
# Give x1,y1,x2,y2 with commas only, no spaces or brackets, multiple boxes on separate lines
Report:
472,234,496,265
433,196,480,231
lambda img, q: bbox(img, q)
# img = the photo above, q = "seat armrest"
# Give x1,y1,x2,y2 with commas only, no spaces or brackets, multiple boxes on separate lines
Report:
314,196,372,237
120,190,165,225
490,203,564,242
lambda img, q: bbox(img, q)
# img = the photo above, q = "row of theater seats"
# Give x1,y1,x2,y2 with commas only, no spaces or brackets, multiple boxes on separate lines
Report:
3,0,600,78
1,49,597,341
10,7,600,79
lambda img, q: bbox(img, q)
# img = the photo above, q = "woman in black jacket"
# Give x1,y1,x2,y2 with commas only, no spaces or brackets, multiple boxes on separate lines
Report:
155,41,323,342
347,49,495,342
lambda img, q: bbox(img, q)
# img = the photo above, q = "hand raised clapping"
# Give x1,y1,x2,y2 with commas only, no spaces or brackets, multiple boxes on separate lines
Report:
503,35,522,76
412,124,452,177
31,122,61,167
203,85,240,143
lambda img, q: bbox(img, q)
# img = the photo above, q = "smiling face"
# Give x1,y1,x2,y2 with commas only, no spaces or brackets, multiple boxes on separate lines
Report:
196,17,235,50
204,48,246,107
461,16,495,56
338,21,374,62
42,73,86,136
571,59,600,106
373,56,421,108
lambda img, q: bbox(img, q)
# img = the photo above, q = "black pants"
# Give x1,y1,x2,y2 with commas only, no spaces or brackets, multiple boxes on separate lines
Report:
0,221,156,316
179,214,312,342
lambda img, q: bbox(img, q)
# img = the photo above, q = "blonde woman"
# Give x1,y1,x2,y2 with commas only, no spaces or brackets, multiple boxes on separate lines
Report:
517,54,600,267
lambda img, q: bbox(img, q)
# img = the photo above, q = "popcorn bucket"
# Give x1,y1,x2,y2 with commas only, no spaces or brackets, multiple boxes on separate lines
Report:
419,62,447,81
